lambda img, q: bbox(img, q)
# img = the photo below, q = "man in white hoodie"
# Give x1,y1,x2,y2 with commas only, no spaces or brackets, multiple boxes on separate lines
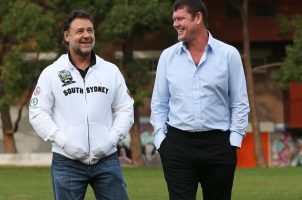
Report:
29,10,134,200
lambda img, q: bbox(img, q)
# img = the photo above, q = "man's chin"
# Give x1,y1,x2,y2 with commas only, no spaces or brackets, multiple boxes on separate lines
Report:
178,37,186,42
76,49,92,57
177,34,186,41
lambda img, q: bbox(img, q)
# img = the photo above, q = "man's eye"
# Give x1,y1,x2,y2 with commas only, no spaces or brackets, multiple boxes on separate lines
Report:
174,17,184,22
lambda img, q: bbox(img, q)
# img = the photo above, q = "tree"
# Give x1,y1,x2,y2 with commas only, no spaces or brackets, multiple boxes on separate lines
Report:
273,15,302,90
0,0,57,153
229,0,267,167
100,0,172,166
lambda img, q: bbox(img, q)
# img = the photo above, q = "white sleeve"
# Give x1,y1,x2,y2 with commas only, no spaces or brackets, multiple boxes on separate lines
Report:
109,70,134,145
29,69,66,148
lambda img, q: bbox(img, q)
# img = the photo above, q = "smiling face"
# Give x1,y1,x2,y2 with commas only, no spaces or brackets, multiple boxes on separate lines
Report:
64,18,95,57
172,6,202,43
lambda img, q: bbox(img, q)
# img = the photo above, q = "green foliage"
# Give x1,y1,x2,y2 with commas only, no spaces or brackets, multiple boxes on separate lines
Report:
100,0,172,44
0,49,27,107
50,0,112,18
0,0,58,108
100,0,172,104
276,15,302,38
0,48,51,108
2,1,58,49
273,15,302,90
120,61,152,105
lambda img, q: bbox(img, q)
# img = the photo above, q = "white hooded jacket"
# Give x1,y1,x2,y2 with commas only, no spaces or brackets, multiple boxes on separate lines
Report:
29,54,134,165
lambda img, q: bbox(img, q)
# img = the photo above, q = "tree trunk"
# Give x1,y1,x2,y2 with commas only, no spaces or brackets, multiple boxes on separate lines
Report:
241,0,266,167
0,105,17,153
130,104,144,166
0,36,17,153
123,35,144,166
122,35,134,65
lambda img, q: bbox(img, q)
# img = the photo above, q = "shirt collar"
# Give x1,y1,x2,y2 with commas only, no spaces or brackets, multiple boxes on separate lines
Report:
176,31,215,54
68,51,96,69
207,31,215,52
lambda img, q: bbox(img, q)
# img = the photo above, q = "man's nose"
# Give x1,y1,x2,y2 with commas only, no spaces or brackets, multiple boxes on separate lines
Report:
83,30,91,37
173,20,179,28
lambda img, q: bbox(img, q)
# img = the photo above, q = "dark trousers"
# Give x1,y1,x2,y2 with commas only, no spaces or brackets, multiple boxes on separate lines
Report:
159,126,237,200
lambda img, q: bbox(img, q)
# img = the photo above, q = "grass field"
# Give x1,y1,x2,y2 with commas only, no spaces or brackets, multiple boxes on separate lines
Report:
0,167,301,200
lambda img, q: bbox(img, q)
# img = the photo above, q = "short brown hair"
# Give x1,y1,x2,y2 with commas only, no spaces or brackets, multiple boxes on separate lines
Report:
173,0,209,28
63,10,94,32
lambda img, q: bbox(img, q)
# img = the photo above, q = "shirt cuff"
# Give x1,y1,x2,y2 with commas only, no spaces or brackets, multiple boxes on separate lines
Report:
230,131,244,148
154,133,166,150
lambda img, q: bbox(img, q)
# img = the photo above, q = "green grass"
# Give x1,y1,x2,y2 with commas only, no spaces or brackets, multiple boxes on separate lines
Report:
0,167,301,200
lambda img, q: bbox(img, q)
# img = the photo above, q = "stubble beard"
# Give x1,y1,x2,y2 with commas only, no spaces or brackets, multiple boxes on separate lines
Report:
71,40,95,58
75,47,92,58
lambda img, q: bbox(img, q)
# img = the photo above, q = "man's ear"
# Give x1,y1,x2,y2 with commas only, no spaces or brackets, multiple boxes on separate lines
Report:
64,31,69,43
195,12,203,25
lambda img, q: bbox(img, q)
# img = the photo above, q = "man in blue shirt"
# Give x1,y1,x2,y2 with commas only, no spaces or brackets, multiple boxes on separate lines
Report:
150,0,250,199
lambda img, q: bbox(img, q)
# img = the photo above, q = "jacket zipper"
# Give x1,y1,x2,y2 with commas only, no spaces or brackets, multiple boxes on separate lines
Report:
83,75,91,165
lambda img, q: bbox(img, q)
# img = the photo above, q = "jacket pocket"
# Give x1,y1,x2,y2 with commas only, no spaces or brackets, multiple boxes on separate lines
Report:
62,124,89,159
89,124,116,158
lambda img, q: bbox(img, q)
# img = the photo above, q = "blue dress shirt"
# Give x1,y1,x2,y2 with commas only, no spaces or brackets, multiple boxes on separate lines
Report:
150,33,250,150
